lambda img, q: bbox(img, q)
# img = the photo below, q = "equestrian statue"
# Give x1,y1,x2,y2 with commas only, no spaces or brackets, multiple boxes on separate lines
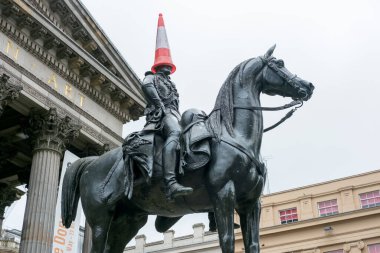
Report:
61,13,314,253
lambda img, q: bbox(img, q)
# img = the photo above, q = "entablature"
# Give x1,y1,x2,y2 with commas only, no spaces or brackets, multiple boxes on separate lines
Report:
0,0,145,123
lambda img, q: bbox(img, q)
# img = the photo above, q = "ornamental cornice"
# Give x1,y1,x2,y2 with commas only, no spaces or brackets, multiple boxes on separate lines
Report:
0,16,143,121
0,1,145,121
0,72,22,116
0,64,121,148
24,107,81,156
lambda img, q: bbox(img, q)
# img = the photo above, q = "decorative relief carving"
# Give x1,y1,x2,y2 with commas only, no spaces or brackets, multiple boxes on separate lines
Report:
2,3,20,17
43,37,59,50
0,66,120,148
30,26,48,40
0,72,23,116
0,19,142,122
343,241,366,252
16,15,34,29
62,14,80,30
56,45,73,60
112,90,126,102
72,27,88,41
102,82,116,94
91,73,106,87
0,183,23,216
49,0,68,16
83,40,98,52
24,108,81,156
68,55,85,71
80,64,96,78
0,13,144,122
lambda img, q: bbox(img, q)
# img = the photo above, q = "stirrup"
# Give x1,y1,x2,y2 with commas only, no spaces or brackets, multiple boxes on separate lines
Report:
166,183,193,200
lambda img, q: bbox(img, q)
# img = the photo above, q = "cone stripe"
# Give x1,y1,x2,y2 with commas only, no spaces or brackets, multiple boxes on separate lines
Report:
155,27,170,49
155,48,171,58
158,13,165,27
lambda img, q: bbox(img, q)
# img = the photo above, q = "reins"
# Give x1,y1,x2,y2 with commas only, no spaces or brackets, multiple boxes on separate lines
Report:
211,99,303,133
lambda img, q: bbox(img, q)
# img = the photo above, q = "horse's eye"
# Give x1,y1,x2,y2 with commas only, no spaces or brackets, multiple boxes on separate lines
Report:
277,60,284,67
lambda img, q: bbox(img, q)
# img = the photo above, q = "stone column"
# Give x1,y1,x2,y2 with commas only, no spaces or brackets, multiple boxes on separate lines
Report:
0,73,22,116
20,108,80,253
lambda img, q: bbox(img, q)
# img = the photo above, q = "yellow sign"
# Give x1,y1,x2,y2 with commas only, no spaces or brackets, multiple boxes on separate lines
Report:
5,40,19,61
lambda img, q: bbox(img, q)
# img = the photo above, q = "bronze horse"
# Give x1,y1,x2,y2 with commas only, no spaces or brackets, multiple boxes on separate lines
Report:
61,45,314,253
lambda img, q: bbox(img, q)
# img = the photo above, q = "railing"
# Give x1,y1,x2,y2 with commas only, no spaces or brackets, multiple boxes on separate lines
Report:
0,238,20,252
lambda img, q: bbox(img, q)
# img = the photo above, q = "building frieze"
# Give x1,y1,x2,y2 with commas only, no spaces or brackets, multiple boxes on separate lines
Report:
0,2,145,121
0,65,122,148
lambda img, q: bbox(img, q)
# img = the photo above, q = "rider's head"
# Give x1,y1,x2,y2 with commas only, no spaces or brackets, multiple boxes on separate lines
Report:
155,65,172,76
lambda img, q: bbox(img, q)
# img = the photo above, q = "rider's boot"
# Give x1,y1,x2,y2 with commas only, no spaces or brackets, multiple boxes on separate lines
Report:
162,133,193,200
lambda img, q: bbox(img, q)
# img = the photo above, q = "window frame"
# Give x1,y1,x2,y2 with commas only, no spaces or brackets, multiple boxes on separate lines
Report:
359,190,380,209
317,199,339,217
368,243,380,253
279,207,298,224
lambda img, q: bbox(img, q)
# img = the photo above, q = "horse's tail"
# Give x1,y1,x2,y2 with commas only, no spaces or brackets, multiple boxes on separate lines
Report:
61,157,97,228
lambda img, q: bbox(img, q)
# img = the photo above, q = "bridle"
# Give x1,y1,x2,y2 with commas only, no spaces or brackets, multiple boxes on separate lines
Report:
262,57,300,91
236,57,304,132
211,57,305,133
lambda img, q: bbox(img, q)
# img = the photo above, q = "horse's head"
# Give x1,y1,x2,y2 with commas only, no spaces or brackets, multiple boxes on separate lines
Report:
260,45,314,101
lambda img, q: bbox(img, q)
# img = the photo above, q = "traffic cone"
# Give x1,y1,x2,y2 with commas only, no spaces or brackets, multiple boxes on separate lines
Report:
151,13,176,74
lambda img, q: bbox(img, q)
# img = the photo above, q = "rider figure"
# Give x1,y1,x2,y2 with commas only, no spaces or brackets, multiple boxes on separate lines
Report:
142,65,193,200
142,13,193,200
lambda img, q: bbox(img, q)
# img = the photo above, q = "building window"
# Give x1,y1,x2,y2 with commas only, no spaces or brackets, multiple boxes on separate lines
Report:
325,250,343,253
317,199,339,217
359,190,380,208
368,243,380,253
279,207,298,224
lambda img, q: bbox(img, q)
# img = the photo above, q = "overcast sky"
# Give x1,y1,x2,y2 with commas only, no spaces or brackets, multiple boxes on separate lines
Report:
4,0,380,247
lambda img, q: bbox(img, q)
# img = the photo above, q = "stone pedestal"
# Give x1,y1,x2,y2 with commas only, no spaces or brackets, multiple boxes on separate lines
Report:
20,108,80,253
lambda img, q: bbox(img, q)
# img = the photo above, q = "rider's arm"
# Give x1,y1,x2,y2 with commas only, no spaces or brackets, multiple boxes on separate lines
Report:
142,74,165,110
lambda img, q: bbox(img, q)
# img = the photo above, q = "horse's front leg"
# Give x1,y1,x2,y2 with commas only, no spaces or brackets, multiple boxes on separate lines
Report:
236,199,261,253
212,180,236,253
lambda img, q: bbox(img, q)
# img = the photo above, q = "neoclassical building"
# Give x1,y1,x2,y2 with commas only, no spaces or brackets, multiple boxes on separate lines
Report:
0,0,145,252
125,170,380,253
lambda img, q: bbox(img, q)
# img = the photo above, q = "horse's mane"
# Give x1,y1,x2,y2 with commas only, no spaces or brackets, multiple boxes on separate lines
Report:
207,57,260,139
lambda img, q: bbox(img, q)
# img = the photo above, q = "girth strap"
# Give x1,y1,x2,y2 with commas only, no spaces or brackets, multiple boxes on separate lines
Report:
220,137,266,176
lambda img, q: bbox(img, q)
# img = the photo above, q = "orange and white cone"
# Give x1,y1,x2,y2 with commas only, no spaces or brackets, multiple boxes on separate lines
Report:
151,13,176,74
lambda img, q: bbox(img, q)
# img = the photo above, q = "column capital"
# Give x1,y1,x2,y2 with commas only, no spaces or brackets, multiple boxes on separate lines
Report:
25,108,81,156
0,73,23,116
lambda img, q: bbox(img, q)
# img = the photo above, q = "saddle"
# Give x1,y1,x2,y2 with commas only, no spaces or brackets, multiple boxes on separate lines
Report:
100,109,213,204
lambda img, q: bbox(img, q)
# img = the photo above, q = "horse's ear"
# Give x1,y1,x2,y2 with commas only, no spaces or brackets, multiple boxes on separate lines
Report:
264,44,276,58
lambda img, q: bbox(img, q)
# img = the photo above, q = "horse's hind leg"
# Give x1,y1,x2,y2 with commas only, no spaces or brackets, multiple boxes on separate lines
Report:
104,212,148,253
236,199,261,253
212,180,236,253
88,213,112,253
